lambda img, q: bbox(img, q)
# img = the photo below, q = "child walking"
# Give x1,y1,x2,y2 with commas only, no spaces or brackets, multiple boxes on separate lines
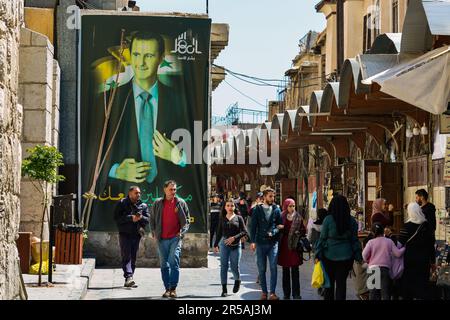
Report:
362,223,405,300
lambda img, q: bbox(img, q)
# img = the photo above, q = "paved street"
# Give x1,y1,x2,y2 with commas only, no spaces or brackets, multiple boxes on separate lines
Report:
84,248,357,300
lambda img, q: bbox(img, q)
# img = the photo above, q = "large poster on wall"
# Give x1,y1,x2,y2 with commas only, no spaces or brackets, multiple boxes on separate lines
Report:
80,14,211,232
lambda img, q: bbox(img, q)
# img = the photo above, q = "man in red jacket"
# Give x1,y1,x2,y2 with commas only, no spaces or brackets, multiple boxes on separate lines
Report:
150,180,190,299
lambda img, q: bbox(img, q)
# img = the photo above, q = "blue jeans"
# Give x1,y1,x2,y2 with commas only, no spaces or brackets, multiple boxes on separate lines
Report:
219,239,242,285
158,236,182,290
256,242,279,294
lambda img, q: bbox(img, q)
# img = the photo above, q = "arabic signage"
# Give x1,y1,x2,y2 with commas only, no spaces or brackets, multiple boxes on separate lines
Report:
445,137,450,181
80,14,211,232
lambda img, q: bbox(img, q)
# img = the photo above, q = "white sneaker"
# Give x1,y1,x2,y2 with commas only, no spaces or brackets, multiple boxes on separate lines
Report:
124,277,135,287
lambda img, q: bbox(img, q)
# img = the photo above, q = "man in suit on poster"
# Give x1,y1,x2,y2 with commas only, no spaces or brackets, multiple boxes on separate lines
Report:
89,31,191,230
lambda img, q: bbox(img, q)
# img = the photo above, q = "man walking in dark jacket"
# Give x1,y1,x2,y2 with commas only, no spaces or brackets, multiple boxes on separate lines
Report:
250,188,283,300
150,180,190,298
114,186,149,287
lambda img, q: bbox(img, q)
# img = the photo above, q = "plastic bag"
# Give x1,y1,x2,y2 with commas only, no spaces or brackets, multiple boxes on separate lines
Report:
29,261,49,275
31,240,49,263
311,261,324,289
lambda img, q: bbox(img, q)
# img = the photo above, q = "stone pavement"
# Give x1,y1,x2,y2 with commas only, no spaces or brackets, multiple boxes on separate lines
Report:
24,258,96,300
84,249,357,300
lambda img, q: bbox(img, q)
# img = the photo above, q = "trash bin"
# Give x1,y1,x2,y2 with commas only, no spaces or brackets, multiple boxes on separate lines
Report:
54,224,84,264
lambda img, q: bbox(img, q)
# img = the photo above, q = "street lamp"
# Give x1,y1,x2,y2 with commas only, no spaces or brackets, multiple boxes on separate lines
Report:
405,126,413,138
413,123,421,136
421,122,428,136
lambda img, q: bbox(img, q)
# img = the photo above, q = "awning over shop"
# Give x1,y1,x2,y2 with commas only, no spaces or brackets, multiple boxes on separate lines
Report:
401,0,450,53
362,46,450,115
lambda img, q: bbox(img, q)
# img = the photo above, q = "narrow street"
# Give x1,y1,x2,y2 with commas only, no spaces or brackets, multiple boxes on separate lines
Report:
2,0,449,306
84,248,357,300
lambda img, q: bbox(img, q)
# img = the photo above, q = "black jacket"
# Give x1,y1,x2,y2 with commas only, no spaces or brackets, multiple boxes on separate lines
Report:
237,202,249,218
114,197,149,235
421,202,436,231
398,221,435,266
214,214,248,247
83,78,197,232
249,204,283,244
98,80,186,193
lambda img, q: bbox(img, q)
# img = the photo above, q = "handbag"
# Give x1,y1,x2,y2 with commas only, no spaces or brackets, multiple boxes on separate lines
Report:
297,236,312,261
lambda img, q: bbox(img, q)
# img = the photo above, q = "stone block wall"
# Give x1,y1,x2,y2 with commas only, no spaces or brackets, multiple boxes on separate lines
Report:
0,0,24,300
84,232,209,268
18,27,60,239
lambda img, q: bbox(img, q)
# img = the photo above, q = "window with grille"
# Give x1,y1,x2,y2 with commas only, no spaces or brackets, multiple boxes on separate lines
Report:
363,14,372,52
373,0,381,39
392,0,399,33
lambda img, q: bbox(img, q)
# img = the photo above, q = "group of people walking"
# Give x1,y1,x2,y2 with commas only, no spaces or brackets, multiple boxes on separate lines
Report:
113,179,437,301
211,187,437,301
210,188,308,300
114,180,190,298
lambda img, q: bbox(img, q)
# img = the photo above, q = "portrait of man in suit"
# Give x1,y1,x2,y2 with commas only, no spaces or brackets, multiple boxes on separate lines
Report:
81,17,210,233
105,31,186,186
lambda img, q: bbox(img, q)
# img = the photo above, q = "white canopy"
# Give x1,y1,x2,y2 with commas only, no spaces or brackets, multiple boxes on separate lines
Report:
361,46,450,115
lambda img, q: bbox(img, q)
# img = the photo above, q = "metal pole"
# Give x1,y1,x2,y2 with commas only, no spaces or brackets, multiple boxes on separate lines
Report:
48,205,54,283
206,0,209,14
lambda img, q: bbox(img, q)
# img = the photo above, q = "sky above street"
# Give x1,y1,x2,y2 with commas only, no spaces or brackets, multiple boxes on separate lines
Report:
139,0,325,119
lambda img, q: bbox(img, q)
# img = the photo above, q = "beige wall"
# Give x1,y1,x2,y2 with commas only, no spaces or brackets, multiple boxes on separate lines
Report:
318,3,338,76
24,8,54,45
344,0,364,59
19,28,60,240
318,0,411,73
340,0,409,58
284,50,321,110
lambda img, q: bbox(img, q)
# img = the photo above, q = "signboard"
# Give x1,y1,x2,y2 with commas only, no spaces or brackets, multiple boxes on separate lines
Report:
445,137,450,181
80,14,211,232
440,115,450,134
367,172,377,187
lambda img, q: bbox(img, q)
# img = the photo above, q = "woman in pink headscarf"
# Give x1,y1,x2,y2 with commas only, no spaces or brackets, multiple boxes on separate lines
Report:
371,198,393,228
277,198,306,300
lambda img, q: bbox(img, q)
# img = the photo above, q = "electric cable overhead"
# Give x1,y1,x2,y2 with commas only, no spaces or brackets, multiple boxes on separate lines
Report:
223,80,267,108
214,64,335,90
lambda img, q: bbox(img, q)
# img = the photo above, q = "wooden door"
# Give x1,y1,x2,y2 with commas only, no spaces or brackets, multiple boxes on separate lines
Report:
281,178,297,203
380,163,404,234
364,160,381,230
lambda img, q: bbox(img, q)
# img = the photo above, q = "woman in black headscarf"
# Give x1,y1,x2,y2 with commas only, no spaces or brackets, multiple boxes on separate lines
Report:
315,194,363,300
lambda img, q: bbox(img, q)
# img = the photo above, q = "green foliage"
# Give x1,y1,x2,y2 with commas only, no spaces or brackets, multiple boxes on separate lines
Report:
22,145,65,184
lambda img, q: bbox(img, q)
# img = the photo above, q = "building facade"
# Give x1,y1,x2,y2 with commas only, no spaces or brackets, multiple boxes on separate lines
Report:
212,0,450,241
0,0,25,300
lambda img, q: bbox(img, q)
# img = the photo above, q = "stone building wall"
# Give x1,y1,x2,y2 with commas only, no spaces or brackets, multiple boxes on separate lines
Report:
84,232,209,268
18,28,60,239
0,0,24,300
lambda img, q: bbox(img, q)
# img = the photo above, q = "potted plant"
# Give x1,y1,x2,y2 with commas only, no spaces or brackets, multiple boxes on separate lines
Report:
22,145,65,286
